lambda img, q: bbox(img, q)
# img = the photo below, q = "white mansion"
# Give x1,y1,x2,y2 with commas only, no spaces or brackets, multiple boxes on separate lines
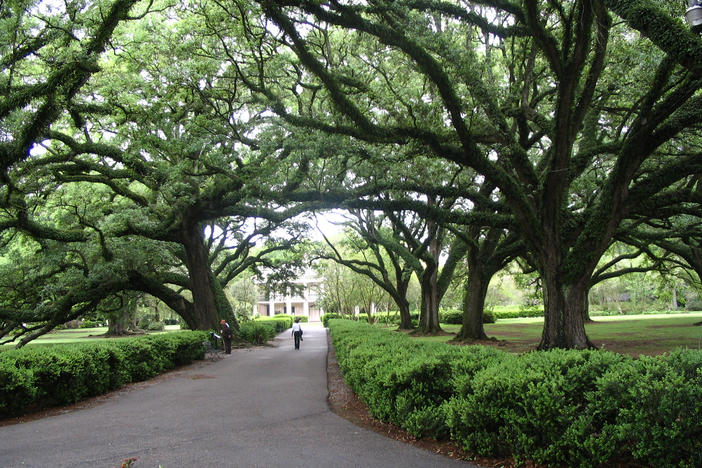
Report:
254,270,324,322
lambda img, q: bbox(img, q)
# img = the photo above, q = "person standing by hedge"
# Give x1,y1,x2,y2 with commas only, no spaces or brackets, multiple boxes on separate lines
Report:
292,317,303,350
220,319,233,354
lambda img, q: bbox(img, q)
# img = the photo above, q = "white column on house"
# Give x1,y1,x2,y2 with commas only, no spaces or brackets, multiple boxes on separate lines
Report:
269,297,275,316
286,298,292,315
302,281,309,317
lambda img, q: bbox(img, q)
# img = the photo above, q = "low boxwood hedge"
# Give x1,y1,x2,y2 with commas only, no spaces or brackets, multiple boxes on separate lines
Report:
374,311,420,325
239,321,278,344
439,309,496,324
0,331,207,419
254,315,294,332
245,315,310,343
370,308,498,325
490,306,545,319
321,313,343,327
328,319,702,467
269,314,307,324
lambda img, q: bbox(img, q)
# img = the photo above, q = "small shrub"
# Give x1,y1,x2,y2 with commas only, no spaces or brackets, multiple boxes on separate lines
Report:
147,321,165,331
439,309,463,324
79,319,103,328
254,316,292,332
490,305,544,319
239,321,276,344
439,308,496,325
376,310,419,326
482,310,496,323
322,313,343,327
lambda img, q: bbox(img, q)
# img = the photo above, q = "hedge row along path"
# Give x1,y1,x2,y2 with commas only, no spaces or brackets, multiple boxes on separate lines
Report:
0,324,477,468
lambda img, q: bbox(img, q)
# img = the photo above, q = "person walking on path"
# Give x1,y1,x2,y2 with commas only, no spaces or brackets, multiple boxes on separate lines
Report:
220,319,233,354
292,317,303,350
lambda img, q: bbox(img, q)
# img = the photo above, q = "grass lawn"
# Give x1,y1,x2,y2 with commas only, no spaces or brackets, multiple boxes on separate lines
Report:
1,325,183,348
420,312,702,356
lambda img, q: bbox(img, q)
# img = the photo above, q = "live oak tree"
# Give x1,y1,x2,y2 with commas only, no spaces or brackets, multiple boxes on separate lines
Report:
313,140,520,338
315,257,392,317
0,0,318,343
613,217,702,313
0,0,144,248
51,12,318,332
242,0,702,349
0,0,149,344
316,209,418,329
319,184,468,334
453,224,523,340
4,0,702,351
383,200,465,334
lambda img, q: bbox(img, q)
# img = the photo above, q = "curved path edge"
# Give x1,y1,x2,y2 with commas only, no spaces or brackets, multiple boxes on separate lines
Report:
0,323,478,468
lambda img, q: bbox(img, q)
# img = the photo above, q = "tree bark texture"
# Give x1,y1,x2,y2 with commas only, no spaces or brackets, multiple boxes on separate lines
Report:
395,279,414,330
539,269,594,350
106,308,137,335
418,260,441,333
180,223,230,331
457,266,490,341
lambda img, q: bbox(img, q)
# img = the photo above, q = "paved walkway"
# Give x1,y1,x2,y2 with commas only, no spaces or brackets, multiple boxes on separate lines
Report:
0,323,478,468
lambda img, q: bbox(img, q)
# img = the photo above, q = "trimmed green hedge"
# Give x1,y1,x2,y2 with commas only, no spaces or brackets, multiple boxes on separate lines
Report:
253,315,294,331
245,314,309,343
489,305,544,319
322,313,343,327
239,321,277,344
329,320,702,467
268,314,307,324
371,308,506,325
374,311,420,325
439,309,496,324
0,331,207,418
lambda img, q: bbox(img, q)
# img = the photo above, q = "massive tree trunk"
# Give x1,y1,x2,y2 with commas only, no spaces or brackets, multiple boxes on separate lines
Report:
418,272,441,333
398,304,413,329
106,310,139,335
455,227,520,341
106,309,138,335
539,268,594,350
671,288,678,310
582,289,594,323
395,282,414,330
418,258,441,333
180,223,237,330
106,296,140,336
457,263,490,341
417,213,443,334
